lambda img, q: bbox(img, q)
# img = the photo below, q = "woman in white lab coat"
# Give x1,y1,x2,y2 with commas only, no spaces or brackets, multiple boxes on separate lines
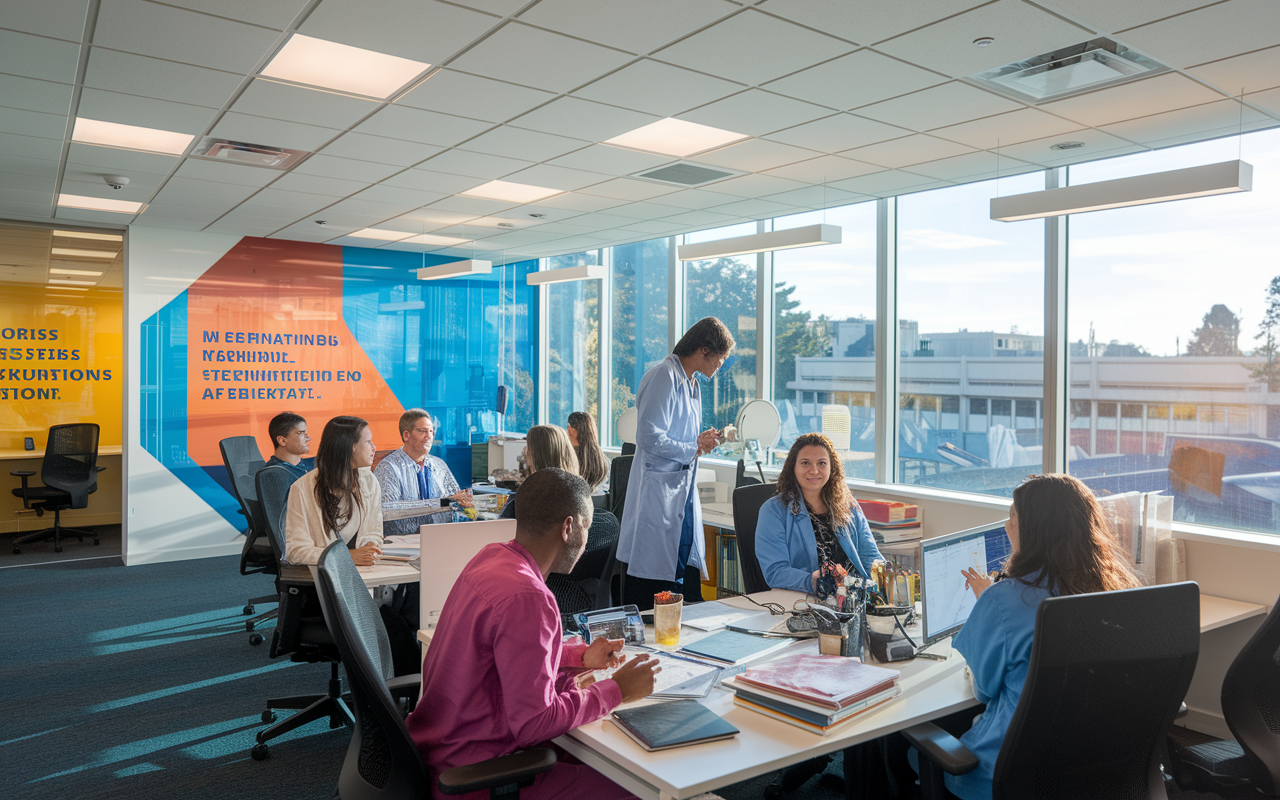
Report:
617,317,735,609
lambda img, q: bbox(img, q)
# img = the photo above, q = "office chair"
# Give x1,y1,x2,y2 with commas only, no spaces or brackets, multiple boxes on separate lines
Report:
251,464,353,760
546,509,620,628
218,436,277,636
905,581,1201,800
1168,590,1280,797
314,540,555,799
735,458,762,489
731,482,776,594
607,454,633,524
11,423,103,554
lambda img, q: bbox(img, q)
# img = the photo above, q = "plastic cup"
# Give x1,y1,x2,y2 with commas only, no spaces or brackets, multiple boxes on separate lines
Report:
653,592,683,646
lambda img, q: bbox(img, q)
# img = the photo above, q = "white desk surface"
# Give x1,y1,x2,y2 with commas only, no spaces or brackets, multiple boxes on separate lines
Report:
701,501,733,530
1199,593,1267,632
0,445,122,461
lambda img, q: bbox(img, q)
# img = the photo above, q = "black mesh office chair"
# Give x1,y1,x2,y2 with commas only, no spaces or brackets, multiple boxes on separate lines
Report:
546,509,620,628
314,540,556,799
730,483,776,594
218,436,277,636
905,581,1201,800
1169,590,1280,797
251,464,353,760
11,423,104,554
607,455,633,524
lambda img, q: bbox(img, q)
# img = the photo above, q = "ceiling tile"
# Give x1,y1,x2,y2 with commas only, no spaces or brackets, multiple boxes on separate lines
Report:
231,79,380,129
1039,73,1226,127
398,69,556,123
416,149,535,180
234,201,329,221
301,0,498,64
140,204,227,222
600,201,686,220
447,22,635,94
706,172,809,197
839,133,975,168
1247,86,1280,117
764,113,911,153
645,189,742,209
547,144,674,176
1121,0,1280,68
903,150,1033,181
268,171,367,197
556,211,638,229
460,126,588,161
160,0,310,29
151,181,256,206
502,163,612,191
696,138,818,172
320,132,443,167
210,112,341,151
877,0,1093,79
1098,97,1273,146
173,158,281,186
0,30,80,84
84,48,242,109
205,216,285,235
764,154,882,183
534,192,629,212
347,183,446,208
622,219,686,234
517,0,736,54
929,108,1085,149
573,59,745,117
509,97,660,142
655,10,855,85
761,184,868,208
324,197,420,219
1,0,91,40
764,50,948,111
679,89,832,137
1187,45,1280,95
62,174,158,200
1036,0,1218,34
0,74,74,116
425,195,519,216
994,128,1138,165
130,215,207,230
0,171,59,193
853,82,1023,130
0,108,68,140
77,88,216,134
579,177,680,201
253,187,339,209
708,197,798,217
293,154,402,183
66,143,178,176
353,105,492,147
461,0,533,15
757,0,990,45
382,168,485,195
93,0,281,73
828,168,951,195
0,154,60,179
0,132,64,161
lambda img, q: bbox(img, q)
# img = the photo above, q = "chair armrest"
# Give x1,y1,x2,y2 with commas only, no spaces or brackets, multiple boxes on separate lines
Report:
902,722,979,776
95,466,105,472
10,470,36,477
438,747,557,796
386,673,420,696
1176,702,1188,719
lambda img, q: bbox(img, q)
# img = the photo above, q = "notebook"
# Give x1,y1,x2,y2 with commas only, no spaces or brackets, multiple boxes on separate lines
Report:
736,653,900,710
677,630,797,665
610,700,739,751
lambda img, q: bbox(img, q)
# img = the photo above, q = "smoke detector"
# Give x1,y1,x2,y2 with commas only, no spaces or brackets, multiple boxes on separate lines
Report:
1050,141,1086,151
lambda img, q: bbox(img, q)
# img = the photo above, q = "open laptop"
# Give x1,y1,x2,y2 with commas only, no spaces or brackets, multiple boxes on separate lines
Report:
918,521,1012,649
418,518,517,633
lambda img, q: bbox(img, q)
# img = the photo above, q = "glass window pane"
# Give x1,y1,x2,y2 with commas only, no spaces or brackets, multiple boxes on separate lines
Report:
897,173,1046,494
770,203,877,477
1067,129,1280,534
546,251,600,427
685,242,757,432
609,237,670,446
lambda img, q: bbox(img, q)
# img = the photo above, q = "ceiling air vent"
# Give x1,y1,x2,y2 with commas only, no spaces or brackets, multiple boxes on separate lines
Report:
191,138,308,170
967,37,1169,104
632,161,741,187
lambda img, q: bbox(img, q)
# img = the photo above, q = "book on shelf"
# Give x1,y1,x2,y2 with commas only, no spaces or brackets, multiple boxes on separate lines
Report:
735,653,900,710
871,525,923,544
731,685,900,735
609,700,739,751
856,498,918,524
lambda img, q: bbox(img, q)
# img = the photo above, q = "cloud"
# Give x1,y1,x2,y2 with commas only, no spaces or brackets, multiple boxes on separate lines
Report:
899,229,1009,250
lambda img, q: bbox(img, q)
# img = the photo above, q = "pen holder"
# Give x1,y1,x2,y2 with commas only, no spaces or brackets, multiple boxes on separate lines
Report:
809,605,865,659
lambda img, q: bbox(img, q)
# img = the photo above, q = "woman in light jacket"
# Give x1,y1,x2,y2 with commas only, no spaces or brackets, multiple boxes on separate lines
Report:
284,415,383,566
755,432,882,593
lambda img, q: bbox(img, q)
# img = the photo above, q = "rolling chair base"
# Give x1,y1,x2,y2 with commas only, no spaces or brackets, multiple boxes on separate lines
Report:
13,522,99,554
252,662,353,760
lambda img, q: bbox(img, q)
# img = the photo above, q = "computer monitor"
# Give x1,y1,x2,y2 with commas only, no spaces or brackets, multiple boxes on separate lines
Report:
919,521,1012,646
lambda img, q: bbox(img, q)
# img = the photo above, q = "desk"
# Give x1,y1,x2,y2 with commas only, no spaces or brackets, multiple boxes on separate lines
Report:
279,561,420,589
1199,594,1266,632
701,501,733,530
0,444,123,460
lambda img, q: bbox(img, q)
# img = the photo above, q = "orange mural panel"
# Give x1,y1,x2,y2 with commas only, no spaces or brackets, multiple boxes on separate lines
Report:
184,237,404,467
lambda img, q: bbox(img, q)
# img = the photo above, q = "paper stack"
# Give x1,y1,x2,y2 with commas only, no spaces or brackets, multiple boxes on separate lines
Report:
728,653,900,735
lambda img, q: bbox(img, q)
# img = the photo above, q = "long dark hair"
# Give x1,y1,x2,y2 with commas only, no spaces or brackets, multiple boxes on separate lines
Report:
567,411,607,491
774,433,854,530
314,415,368,535
1005,474,1140,596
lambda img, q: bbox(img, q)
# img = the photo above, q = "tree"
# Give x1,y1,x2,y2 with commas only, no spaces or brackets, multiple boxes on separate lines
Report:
1102,341,1151,357
773,282,830,400
1186,304,1242,356
1252,276,1280,390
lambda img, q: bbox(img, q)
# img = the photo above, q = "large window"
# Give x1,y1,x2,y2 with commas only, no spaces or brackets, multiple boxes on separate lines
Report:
610,237,669,446
771,203,878,477
1067,129,1280,534
684,223,759,433
545,251,601,429
896,173,1046,495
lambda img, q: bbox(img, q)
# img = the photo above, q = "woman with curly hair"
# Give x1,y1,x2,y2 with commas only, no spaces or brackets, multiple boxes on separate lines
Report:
754,432,883,593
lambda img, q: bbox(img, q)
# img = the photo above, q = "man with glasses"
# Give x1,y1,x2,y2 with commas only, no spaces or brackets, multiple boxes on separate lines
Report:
375,409,473,537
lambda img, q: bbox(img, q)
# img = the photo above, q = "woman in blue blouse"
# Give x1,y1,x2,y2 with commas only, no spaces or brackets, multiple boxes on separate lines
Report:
754,433,883,593
929,473,1140,800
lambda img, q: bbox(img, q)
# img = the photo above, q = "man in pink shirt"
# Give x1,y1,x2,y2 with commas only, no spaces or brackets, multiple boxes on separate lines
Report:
407,467,660,799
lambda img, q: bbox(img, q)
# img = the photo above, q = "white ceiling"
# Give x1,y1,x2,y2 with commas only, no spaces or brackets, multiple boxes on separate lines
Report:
1,0,1279,266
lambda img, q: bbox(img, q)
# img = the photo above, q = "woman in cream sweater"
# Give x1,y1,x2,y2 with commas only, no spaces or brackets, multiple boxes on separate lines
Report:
284,415,384,565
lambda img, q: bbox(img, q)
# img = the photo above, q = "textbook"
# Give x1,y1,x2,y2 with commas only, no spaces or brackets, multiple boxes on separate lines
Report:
736,653,899,710
677,630,797,666
732,686,900,735
610,700,739,751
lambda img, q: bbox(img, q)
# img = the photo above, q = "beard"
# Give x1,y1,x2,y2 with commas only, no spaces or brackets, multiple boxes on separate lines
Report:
551,518,589,574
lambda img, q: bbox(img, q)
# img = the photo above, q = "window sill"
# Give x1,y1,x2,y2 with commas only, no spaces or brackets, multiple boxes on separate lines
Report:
1173,523,1280,555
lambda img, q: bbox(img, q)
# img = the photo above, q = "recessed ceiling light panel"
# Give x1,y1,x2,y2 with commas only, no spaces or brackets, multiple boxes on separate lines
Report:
347,228,414,241
460,180,563,204
53,230,123,241
49,268,105,276
261,34,431,99
968,37,1169,104
51,248,117,259
398,233,472,247
72,118,194,155
57,194,143,214
604,118,748,158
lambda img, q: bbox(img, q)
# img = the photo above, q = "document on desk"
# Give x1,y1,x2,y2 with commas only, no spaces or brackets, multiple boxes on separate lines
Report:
679,600,759,632
589,647,722,699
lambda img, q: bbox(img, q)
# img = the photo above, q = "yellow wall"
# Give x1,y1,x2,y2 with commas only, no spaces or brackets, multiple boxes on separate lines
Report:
0,285,122,450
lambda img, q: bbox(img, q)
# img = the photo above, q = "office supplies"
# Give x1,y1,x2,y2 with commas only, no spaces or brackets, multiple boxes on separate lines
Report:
574,604,645,645
678,629,797,665
919,521,1011,646
610,700,739,751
